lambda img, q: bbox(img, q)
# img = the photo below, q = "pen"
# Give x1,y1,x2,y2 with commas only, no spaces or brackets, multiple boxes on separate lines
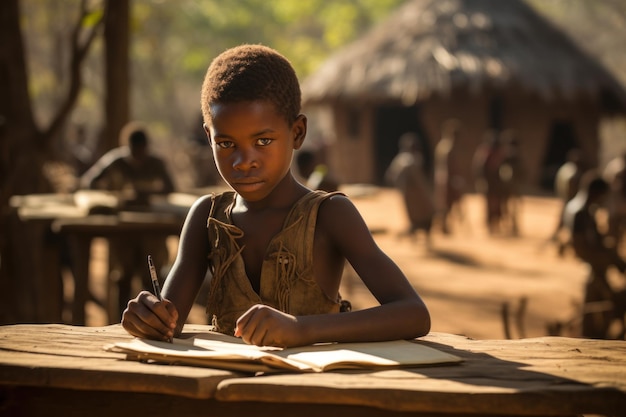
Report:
147,255,163,301
148,255,173,343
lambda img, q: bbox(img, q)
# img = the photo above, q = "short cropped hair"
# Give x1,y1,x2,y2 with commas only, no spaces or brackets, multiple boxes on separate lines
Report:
119,121,148,149
201,44,301,126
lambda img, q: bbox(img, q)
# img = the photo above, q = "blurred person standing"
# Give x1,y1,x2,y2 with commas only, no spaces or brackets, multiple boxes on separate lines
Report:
552,149,586,255
603,152,626,252
499,129,525,236
386,132,435,247
562,171,626,339
433,119,465,235
473,130,507,235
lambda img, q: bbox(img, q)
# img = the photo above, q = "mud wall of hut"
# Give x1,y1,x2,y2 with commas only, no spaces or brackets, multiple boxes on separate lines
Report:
326,103,376,184
308,89,601,192
417,88,601,192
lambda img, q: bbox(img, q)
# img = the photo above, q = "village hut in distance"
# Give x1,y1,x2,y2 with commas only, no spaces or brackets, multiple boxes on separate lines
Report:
301,0,626,191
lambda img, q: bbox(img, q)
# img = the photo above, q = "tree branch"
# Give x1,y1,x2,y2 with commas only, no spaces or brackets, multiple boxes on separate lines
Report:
44,0,104,145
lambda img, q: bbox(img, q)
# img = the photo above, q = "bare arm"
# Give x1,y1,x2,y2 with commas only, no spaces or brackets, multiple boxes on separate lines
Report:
162,195,213,334
121,195,212,340
236,194,430,347
306,194,430,340
153,157,176,193
79,150,120,189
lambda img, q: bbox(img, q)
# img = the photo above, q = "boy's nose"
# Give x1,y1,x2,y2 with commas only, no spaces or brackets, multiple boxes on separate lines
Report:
233,148,258,171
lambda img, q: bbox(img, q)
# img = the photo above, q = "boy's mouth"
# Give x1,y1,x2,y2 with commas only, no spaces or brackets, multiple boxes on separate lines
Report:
232,179,264,192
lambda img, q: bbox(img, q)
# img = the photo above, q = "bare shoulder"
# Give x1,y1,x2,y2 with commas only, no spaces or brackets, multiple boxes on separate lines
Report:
190,193,215,210
317,193,372,240
179,193,222,234
318,193,359,219
186,194,215,218
176,194,217,259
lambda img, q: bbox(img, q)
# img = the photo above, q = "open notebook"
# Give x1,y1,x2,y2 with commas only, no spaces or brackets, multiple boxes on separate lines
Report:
106,330,462,373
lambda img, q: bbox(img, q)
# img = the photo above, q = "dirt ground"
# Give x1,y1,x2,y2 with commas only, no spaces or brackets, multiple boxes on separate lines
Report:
82,187,615,340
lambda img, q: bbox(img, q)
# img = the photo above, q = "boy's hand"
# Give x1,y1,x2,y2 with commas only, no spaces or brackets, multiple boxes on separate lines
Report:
121,290,178,342
235,304,303,347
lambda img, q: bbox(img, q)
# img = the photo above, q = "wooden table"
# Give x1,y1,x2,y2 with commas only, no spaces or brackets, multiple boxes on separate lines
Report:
7,192,195,325
53,211,186,324
0,324,624,416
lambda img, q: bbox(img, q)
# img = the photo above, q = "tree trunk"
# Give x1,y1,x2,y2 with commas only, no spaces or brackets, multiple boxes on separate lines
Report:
0,0,45,198
100,0,130,154
0,0,49,324
0,0,104,324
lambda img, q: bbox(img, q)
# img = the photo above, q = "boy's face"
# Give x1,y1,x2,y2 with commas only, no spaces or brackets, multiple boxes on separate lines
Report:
204,100,306,202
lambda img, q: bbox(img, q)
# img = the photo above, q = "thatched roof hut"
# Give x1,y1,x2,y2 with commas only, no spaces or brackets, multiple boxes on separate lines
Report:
301,0,626,190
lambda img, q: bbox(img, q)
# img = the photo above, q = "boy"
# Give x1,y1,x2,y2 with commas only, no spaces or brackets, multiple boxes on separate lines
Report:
122,44,430,347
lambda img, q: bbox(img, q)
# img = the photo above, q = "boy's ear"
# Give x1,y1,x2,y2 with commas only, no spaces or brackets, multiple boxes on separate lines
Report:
203,123,213,145
292,114,307,150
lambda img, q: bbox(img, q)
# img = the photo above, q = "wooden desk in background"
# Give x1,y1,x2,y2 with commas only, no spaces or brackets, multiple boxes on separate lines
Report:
52,212,185,325
0,324,625,416
7,192,195,325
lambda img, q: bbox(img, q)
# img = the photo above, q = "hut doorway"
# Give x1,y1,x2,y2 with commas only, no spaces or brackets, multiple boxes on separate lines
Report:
374,104,431,185
541,120,579,191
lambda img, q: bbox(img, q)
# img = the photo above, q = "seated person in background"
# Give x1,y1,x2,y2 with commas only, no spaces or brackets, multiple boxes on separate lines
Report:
121,44,430,347
562,171,626,339
80,122,176,321
295,148,339,192
81,122,175,206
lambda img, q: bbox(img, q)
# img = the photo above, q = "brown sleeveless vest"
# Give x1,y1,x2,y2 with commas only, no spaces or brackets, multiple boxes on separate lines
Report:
205,190,343,334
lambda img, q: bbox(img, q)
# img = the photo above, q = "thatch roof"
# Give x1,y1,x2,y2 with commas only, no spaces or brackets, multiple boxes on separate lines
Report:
302,0,626,112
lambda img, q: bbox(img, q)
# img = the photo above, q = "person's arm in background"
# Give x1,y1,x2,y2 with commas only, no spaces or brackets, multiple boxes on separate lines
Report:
79,149,120,189
146,156,176,194
157,157,176,193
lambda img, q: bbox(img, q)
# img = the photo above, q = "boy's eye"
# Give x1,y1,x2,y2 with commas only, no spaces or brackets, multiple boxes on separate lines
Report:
216,140,233,149
256,138,272,146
